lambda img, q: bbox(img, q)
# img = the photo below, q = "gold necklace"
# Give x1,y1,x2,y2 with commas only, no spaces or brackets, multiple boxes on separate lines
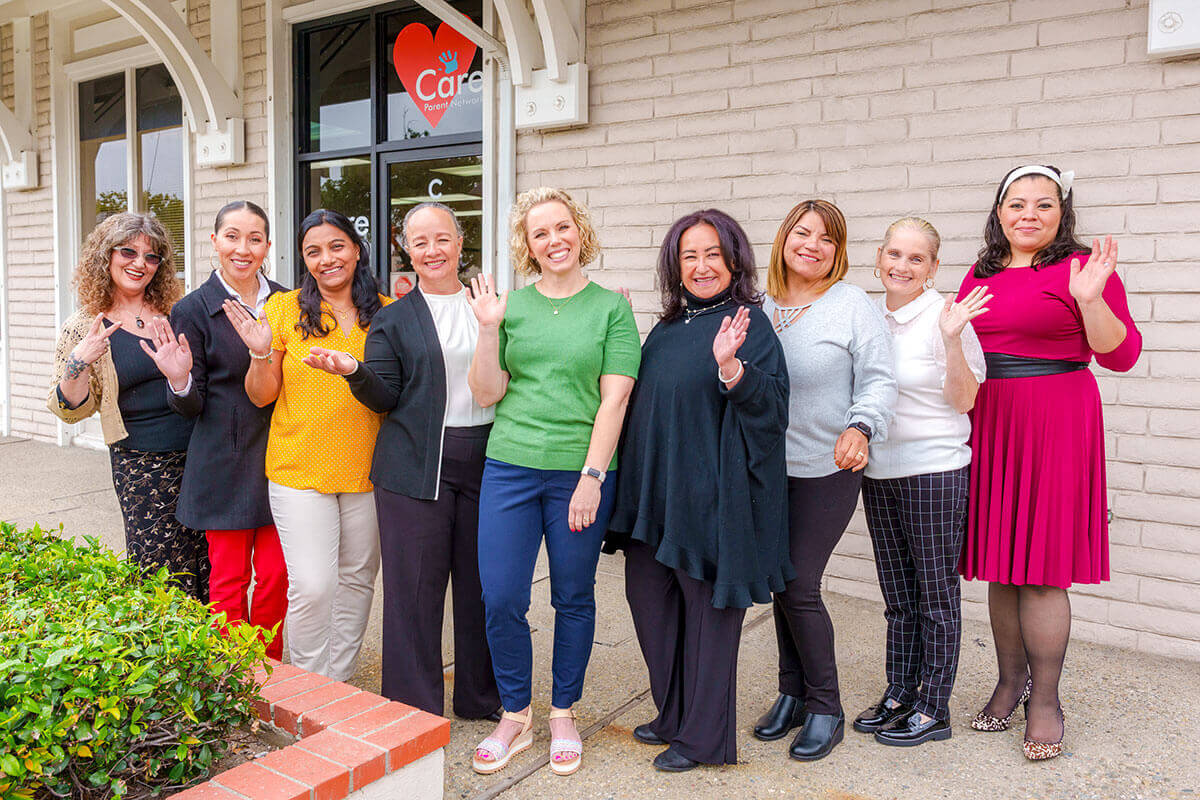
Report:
541,284,586,315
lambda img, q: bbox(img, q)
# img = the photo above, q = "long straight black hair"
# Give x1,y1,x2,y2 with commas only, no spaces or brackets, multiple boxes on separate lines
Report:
658,209,762,322
974,164,1088,279
295,208,382,339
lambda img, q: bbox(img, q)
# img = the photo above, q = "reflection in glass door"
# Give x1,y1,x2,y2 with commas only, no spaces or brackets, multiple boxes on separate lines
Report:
384,153,481,298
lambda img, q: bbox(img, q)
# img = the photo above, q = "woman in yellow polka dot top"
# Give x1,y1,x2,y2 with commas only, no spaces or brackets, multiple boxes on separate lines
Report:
224,208,391,681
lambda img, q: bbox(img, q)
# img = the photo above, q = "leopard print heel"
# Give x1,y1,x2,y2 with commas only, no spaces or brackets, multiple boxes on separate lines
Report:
970,677,1032,732
1023,706,1065,761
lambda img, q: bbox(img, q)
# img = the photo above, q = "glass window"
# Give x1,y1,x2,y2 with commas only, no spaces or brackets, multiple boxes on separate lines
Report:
302,157,373,244
383,8,484,141
136,65,185,278
302,20,372,152
79,73,128,233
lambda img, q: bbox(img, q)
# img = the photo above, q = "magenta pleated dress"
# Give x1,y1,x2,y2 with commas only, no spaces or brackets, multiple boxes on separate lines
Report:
956,253,1142,588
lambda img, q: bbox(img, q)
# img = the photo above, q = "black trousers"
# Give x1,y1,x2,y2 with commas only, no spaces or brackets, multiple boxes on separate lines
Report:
374,426,499,718
625,540,746,765
862,468,969,721
109,445,209,603
772,470,862,714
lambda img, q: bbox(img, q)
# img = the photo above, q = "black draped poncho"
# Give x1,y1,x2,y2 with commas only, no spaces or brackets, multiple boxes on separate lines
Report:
605,289,794,609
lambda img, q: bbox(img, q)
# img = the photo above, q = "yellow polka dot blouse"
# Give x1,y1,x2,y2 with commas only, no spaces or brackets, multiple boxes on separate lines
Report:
263,289,392,494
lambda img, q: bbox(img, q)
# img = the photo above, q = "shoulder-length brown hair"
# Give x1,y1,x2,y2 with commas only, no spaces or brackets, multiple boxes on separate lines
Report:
74,212,182,315
766,199,849,299
509,187,600,277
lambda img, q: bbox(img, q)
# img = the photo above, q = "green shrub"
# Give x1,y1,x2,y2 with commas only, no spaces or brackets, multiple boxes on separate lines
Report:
0,522,268,799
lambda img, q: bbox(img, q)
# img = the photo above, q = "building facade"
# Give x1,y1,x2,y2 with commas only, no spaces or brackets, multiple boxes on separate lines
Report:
1,0,1198,658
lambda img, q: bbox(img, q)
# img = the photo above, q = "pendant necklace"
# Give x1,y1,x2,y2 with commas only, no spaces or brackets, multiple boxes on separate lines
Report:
131,298,146,329
544,290,581,315
684,298,732,324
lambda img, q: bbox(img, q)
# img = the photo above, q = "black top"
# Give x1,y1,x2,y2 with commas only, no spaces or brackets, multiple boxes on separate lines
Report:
344,285,462,500
168,271,286,530
106,323,194,452
605,289,794,609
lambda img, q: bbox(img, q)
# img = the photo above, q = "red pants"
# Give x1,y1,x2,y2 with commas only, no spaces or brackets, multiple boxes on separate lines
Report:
207,525,288,660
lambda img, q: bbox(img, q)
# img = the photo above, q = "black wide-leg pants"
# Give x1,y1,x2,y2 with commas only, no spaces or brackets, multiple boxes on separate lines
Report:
772,470,863,714
862,467,969,722
625,540,746,765
374,426,499,719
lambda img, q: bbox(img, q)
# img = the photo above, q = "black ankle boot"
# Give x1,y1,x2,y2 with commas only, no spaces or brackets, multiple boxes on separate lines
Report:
788,711,844,761
753,693,806,741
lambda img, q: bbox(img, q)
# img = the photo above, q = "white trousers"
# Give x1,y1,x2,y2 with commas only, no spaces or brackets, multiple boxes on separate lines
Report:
268,481,380,681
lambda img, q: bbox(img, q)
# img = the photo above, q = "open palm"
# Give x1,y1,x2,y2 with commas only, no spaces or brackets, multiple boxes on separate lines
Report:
139,317,193,388
222,299,273,355
467,273,507,328
1069,236,1118,306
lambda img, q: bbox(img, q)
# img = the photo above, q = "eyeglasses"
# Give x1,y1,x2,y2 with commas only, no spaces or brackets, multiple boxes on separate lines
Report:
113,246,164,268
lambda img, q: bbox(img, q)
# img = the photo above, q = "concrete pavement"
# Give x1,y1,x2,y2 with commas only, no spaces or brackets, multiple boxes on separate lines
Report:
2,435,1197,800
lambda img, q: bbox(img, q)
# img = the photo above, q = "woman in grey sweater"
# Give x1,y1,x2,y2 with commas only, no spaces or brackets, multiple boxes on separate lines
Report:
752,199,897,762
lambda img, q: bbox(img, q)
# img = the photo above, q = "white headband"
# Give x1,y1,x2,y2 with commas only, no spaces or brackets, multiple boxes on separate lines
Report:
1000,166,1074,200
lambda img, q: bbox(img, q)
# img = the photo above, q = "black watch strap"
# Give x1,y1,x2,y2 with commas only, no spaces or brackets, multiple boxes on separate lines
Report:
849,421,872,440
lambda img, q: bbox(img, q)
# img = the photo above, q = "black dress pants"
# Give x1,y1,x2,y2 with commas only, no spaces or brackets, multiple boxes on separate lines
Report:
772,470,863,714
374,426,499,718
862,468,969,721
625,540,746,765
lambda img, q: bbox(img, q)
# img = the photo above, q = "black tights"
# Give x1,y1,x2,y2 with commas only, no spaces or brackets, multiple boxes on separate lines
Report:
983,583,1069,741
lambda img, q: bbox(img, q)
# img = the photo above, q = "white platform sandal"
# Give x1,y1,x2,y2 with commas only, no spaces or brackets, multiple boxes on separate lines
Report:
548,707,583,776
472,710,534,775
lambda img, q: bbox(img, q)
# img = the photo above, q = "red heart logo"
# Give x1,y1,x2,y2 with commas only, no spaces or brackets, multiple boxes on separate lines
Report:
392,21,478,129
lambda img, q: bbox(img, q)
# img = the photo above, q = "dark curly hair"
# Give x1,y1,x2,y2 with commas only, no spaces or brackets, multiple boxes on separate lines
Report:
974,164,1088,279
295,208,382,340
657,209,762,323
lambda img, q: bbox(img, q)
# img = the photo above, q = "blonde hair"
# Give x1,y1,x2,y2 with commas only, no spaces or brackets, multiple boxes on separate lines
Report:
766,199,848,299
74,212,182,316
509,187,600,276
881,216,941,261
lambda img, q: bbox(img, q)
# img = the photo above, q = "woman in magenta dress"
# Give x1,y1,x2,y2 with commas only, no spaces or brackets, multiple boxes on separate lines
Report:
957,165,1141,761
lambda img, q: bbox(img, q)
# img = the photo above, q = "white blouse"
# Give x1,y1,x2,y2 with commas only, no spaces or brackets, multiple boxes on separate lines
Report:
420,286,494,428
865,289,986,481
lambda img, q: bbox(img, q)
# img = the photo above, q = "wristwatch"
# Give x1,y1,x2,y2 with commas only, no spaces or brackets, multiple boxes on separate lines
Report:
580,466,606,484
848,421,872,440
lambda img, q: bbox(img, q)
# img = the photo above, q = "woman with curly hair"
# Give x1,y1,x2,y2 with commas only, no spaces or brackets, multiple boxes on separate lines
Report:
466,187,640,777
222,208,390,681
47,211,208,600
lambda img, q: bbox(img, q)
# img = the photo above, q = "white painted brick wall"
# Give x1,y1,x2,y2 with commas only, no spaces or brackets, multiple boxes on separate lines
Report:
517,0,1200,658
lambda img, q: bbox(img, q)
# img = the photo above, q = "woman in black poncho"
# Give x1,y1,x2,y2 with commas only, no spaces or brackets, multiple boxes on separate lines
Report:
605,209,792,772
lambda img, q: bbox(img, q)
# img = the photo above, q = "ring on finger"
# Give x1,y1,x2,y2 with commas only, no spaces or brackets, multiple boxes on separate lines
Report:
855,451,865,459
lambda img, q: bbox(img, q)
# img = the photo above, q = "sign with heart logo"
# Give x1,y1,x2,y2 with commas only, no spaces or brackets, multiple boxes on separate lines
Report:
393,22,479,129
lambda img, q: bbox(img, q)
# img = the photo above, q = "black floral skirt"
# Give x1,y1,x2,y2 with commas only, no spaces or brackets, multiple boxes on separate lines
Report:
109,445,210,602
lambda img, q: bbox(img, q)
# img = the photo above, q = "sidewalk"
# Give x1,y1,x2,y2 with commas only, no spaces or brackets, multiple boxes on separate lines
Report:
2,434,1197,800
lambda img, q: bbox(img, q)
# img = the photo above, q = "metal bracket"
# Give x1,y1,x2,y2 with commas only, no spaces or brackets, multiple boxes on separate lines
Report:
195,119,246,167
514,63,588,130
1,150,37,191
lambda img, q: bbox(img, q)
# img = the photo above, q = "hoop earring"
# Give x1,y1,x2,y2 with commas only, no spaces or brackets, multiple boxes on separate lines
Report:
872,267,881,278
925,278,935,289
209,251,218,272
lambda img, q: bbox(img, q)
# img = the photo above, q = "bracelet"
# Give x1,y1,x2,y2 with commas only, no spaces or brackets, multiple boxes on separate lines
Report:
248,348,271,361
718,359,744,384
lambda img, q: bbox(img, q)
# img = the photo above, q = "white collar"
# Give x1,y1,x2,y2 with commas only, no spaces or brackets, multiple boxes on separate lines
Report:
881,288,942,325
216,269,270,310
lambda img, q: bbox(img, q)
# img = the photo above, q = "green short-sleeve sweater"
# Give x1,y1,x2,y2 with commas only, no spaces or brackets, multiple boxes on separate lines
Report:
487,281,641,471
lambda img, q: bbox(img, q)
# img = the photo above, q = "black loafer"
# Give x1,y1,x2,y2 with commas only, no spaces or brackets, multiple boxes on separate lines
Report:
633,723,666,745
852,696,912,733
788,712,844,761
874,710,951,747
753,693,806,741
653,746,700,772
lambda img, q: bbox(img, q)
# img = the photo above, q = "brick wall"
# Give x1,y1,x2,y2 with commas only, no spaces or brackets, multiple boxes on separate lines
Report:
515,0,1200,659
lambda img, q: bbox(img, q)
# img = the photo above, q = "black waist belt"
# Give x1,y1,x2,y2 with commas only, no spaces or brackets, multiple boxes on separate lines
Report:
985,353,1090,378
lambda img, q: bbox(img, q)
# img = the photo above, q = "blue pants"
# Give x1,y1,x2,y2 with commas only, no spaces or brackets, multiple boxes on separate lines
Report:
477,458,615,710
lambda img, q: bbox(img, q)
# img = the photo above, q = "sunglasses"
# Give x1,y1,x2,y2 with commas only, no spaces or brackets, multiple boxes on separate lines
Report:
113,246,164,268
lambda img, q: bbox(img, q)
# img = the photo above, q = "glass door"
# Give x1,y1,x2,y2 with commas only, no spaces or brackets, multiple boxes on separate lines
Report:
378,149,482,297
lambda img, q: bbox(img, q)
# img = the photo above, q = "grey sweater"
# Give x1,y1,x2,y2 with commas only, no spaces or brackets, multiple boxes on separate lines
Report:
764,281,897,478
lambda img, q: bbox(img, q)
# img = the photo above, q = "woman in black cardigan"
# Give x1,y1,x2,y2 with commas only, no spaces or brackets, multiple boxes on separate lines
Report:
605,209,792,772
305,202,499,720
142,200,288,658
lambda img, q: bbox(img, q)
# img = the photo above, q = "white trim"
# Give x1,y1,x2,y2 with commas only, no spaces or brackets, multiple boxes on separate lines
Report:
265,0,293,286
181,106,193,292
281,0,379,24
0,185,10,437
63,42,160,81
49,12,77,447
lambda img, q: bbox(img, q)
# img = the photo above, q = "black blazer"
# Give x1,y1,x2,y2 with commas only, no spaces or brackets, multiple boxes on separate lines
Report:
345,285,467,500
168,271,286,530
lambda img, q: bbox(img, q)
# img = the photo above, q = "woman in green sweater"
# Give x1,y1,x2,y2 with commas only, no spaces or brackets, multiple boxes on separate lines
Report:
466,187,640,777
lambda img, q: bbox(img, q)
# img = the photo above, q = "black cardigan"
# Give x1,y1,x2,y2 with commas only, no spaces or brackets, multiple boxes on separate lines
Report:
605,291,794,609
344,286,459,500
168,271,286,530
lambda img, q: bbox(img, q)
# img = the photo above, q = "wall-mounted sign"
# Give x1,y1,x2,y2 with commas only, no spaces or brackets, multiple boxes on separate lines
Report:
392,22,480,129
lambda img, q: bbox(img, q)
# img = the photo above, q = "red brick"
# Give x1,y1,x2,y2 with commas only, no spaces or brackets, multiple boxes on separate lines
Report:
329,702,417,738
259,746,351,800
171,784,245,800
294,729,387,791
261,672,334,709
274,682,361,734
259,662,305,688
363,711,450,771
213,762,308,800
300,693,390,736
